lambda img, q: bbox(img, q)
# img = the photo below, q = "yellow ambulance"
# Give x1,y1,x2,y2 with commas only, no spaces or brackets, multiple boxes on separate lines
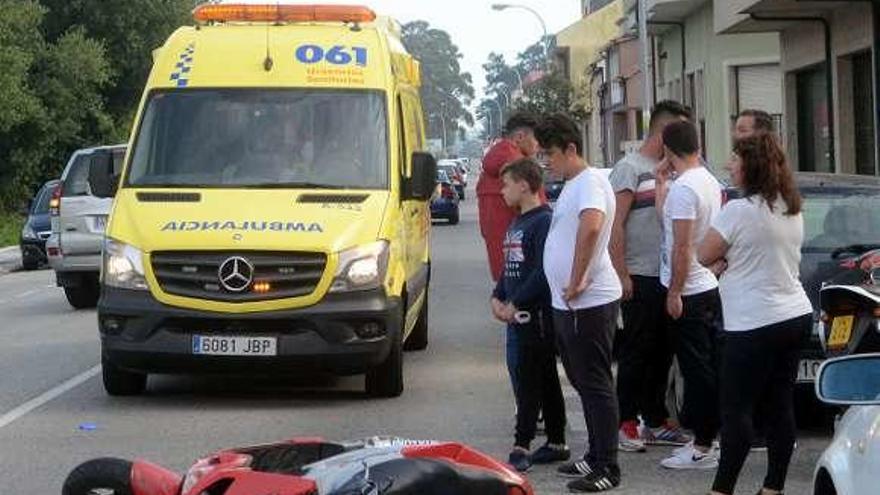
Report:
87,4,436,398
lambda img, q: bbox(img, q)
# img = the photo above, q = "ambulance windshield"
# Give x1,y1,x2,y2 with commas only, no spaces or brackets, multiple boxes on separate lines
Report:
127,89,389,189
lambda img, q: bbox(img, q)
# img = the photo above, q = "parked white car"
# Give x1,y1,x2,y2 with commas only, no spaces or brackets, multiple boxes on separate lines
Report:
50,144,126,309
813,353,880,494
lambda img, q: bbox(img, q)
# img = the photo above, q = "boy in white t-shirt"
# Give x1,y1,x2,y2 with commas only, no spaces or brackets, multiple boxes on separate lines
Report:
655,121,723,471
536,114,622,493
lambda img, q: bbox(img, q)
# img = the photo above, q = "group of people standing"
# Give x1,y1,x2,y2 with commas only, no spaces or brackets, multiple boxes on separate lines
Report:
478,105,812,494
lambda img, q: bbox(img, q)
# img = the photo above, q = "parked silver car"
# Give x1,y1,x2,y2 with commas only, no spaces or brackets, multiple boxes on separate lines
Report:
49,144,126,309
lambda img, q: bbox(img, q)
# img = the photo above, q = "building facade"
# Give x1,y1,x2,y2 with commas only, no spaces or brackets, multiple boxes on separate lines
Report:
718,0,879,175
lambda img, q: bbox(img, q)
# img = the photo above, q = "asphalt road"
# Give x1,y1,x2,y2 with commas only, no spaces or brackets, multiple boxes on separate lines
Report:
0,186,831,494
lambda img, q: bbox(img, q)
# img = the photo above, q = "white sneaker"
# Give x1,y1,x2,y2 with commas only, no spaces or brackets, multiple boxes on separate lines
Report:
660,443,719,470
673,440,720,456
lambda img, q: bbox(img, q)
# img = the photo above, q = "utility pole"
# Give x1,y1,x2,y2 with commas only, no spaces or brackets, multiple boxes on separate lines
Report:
638,0,653,136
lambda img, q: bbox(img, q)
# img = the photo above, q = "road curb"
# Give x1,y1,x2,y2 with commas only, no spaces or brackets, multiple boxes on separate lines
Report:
0,246,17,255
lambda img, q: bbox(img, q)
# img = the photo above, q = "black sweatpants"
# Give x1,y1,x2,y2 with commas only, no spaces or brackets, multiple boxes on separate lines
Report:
668,288,722,448
514,309,567,449
712,314,812,494
617,276,673,427
553,301,620,470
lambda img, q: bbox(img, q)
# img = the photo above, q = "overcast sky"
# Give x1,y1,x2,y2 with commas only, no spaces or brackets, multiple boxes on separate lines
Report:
234,0,582,104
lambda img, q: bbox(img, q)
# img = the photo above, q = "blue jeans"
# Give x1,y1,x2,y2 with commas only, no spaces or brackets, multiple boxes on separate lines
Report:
507,324,520,400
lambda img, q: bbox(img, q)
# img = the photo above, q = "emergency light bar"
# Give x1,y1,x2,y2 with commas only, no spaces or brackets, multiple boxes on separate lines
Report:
193,4,377,23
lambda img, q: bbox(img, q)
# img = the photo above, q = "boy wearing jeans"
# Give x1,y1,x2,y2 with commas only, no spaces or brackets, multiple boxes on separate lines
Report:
490,158,569,473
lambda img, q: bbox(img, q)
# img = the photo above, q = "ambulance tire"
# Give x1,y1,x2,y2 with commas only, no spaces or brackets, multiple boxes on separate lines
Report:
102,356,147,396
404,297,428,352
366,320,404,398
62,458,133,495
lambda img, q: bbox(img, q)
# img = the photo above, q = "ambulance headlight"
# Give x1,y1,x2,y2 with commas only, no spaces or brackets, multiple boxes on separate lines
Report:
331,241,389,292
102,238,148,291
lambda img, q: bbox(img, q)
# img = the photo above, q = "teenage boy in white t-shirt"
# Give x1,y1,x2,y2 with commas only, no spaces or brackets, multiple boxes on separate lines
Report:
655,121,723,471
536,114,622,493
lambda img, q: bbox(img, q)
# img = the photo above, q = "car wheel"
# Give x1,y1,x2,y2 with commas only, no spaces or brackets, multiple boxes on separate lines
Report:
448,210,460,225
22,255,39,271
404,296,428,351
102,356,147,396
366,320,404,398
64,277,100,309
62,457,133,495
813,468,837,495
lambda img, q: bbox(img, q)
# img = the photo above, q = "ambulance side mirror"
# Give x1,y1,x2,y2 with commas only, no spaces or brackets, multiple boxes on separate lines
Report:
404,152,437,201
88,152,118,199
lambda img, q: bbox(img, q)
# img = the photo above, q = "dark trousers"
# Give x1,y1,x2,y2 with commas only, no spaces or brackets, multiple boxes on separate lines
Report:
712,314,811,494
554,301,620,470
514,310,566,449
617,276,673,427
668,288,722,448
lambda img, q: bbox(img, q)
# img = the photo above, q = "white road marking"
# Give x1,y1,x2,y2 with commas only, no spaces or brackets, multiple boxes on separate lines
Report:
13,289,39,300
0,365,100,430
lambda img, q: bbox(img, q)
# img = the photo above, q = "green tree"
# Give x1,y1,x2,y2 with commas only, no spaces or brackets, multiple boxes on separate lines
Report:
0,0,112,211
513,71,585,119
401,21,474,152
39,0,194,124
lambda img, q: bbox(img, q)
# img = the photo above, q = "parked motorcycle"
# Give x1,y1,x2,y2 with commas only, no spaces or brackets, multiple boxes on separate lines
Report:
819,248,880,357
62,437,533,495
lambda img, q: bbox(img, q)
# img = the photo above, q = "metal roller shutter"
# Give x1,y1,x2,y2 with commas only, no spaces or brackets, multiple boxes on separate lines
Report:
737,64,783,114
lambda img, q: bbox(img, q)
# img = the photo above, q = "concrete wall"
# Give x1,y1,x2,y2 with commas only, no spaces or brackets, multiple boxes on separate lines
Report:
556,0,625,112
714,0,760,33
779,4,874,173
655,3,780,171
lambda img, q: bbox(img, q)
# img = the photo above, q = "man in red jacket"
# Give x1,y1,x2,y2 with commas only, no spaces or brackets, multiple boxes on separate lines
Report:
478,112,540,282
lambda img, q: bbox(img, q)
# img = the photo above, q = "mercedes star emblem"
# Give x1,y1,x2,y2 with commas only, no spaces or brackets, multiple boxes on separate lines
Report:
218,256,254,292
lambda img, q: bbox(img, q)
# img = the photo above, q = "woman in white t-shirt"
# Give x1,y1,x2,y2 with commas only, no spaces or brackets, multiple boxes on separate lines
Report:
698,134,812,495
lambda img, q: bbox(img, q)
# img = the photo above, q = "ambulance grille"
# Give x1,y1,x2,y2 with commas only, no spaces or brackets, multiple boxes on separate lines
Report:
151,251,326,302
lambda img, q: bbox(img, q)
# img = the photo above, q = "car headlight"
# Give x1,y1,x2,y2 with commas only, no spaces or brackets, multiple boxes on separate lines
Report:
330,240,389,293
21,224,37,240
102,238,148,291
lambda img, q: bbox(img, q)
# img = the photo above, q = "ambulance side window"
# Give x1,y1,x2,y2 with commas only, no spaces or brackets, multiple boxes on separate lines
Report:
397,95,410,178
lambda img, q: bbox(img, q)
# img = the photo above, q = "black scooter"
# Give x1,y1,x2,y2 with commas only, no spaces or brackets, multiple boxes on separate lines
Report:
819,248,880,357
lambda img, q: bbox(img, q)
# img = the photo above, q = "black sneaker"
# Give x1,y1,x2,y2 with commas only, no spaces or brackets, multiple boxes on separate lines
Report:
508,449,532,473
531,444,571,464
557,459,594,478
567,465,621,493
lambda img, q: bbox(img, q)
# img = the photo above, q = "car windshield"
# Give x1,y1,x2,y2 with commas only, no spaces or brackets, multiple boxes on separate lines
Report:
802,186,880,252
127,89,388,189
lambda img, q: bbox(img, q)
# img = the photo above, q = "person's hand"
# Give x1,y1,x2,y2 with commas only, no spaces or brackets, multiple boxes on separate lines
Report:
490,298,507,322
620,274,634,301
501,303,518,323
709,259,728,277
563,280,587,303
655,157,672,184
666,291,683,320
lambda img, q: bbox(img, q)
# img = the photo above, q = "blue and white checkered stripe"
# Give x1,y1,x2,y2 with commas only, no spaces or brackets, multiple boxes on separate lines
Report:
169,43,196,88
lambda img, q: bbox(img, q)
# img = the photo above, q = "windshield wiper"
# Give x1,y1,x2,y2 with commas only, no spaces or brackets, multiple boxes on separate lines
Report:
831,243,880,259
241,182,349,190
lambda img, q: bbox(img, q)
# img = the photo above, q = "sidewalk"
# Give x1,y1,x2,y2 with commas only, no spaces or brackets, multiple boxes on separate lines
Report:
0,246,21,274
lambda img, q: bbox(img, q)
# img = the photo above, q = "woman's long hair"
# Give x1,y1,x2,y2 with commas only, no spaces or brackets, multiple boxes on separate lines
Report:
733,134,802,215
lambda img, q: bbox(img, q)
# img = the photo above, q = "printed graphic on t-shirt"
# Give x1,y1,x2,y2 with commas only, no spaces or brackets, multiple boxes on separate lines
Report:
632,172,657,211
503,229,524,279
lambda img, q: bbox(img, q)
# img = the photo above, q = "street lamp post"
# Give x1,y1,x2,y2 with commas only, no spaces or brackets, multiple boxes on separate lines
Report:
439,103,448,157
488,99,504,137
638,0,653,135
491,4,550,62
